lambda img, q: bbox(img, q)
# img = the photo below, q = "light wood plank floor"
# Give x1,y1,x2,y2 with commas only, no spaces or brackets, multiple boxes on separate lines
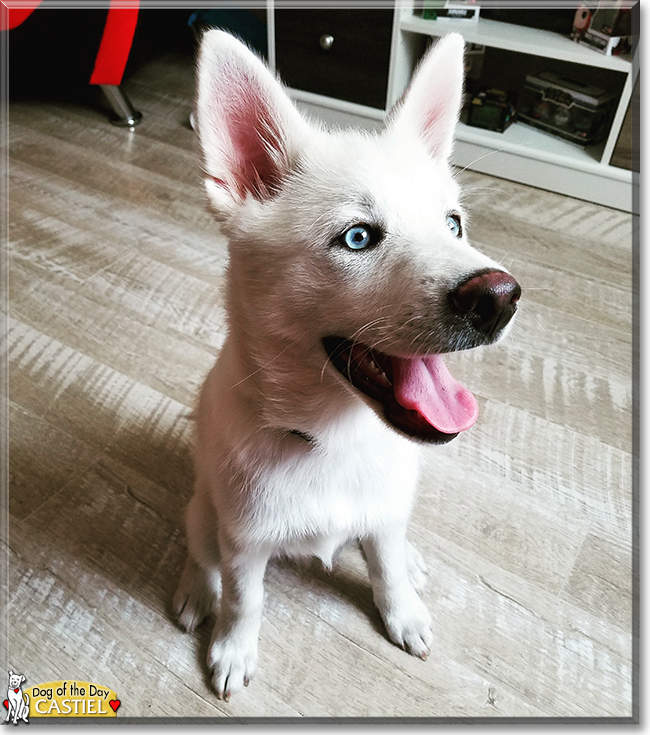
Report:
4,49,637,721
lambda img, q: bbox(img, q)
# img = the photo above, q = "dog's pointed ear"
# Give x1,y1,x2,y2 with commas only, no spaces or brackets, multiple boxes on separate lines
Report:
196,30,309,211
388,34,464,161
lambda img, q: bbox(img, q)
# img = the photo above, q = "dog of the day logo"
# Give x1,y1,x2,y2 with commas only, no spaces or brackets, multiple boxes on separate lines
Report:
4,672,121,720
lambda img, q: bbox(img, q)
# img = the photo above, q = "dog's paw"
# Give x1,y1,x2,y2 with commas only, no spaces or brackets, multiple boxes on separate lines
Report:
405,541,428,593
381,594,433,660
208,631,258,701
173,559,218,633
173,583,213,633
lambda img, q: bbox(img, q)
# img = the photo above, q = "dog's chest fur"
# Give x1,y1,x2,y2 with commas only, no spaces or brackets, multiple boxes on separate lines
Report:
196,342,420,561
248,428,420,563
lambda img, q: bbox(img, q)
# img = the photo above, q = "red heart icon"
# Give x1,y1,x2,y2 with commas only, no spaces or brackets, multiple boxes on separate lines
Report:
3,700,7,709
14,689,19,694
109,699,120,713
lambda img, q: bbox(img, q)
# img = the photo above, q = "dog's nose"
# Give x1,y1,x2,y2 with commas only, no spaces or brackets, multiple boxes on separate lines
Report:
450,269,521,336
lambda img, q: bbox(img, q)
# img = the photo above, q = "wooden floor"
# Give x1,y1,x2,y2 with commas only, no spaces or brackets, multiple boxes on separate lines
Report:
5,50,637,721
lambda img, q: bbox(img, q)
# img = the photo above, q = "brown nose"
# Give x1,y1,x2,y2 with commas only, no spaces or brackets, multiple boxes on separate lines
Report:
450,269,521,337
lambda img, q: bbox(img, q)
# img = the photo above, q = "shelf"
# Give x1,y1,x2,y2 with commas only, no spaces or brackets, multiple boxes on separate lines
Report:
451,121,633,211
400,16,631,73
455,120,606,173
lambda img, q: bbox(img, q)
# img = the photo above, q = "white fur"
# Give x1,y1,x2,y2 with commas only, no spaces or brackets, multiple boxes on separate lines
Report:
173,30,515,700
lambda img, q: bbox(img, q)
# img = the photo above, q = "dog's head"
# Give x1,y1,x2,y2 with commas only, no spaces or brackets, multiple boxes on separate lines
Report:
8,671,24,689
195,30,520,444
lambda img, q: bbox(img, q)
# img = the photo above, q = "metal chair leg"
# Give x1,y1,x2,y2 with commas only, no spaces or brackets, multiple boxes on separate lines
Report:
100,84,143,127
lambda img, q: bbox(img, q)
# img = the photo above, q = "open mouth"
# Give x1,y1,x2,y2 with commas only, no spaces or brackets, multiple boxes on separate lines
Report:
322,336,479,444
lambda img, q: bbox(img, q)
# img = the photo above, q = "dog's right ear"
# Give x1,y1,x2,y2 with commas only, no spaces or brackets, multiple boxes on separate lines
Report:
388,33,465,161
196,30,309,212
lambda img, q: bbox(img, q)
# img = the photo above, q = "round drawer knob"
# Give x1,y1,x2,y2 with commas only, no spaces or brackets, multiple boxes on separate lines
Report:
319,34,334,51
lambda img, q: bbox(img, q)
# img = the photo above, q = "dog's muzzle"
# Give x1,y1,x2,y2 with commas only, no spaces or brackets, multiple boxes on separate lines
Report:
323,268,521,444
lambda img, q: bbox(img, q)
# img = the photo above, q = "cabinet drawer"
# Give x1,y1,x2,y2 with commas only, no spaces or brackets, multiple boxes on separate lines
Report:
274,9,394,110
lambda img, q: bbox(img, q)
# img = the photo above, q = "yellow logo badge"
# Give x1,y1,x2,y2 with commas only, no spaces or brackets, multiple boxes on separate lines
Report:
24,681,120,718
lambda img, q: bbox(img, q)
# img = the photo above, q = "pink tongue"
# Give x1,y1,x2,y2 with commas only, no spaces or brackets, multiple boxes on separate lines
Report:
391,354,478,434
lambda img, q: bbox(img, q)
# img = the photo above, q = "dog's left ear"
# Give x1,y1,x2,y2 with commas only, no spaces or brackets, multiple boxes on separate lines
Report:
388,34,464,161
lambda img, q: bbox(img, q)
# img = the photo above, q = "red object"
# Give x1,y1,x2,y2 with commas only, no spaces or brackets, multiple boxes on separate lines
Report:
1,0,140,86
90,1,140,85
0,1,43,31
2,700,7,709
109,699,121,712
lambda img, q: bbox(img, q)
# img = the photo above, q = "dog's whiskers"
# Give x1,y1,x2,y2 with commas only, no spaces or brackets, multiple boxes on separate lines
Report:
320,355,333,383
520,304,546,331
455,144,512,175
227,344,293,391
460,185,505,196
405,329,428,353
349,316,392,343
318,317,396,384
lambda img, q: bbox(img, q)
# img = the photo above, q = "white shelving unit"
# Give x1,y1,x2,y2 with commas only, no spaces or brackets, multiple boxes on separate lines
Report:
389,3,638,211
268,2,638,211
398,14,631,72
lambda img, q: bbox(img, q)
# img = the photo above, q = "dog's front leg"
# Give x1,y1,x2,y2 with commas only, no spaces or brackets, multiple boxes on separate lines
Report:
363,527,433,660
208,537,271,700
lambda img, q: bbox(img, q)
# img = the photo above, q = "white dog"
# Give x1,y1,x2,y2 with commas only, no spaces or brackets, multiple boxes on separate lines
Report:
5,671,29,725
173,30,520,700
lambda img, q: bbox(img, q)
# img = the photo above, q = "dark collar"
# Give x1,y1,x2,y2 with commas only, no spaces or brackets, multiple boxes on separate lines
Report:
288,429,315,444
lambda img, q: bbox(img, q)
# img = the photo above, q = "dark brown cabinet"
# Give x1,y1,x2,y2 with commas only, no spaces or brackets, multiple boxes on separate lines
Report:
274,9,394,110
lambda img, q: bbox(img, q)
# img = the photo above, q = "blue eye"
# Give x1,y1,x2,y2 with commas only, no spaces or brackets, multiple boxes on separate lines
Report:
343,225,373,250
446,213,462,238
